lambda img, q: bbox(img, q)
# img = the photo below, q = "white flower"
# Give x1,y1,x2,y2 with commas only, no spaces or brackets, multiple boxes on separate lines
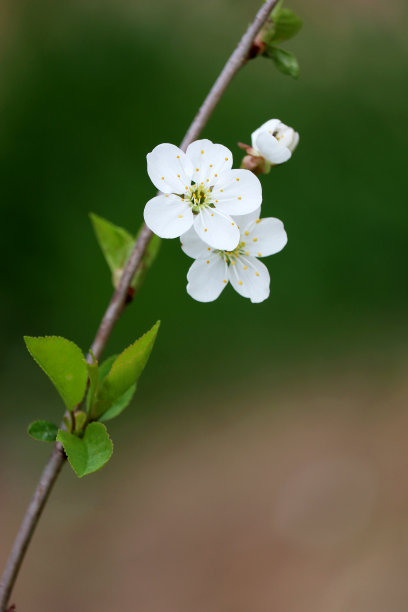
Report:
251,119,299,165
181,207,287,303
144,139,262,251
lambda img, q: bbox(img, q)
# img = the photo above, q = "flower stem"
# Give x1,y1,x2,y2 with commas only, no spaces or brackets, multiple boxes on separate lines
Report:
0,1,279,609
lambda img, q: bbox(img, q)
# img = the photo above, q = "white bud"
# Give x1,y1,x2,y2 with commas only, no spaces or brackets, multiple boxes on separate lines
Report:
251,118,299,165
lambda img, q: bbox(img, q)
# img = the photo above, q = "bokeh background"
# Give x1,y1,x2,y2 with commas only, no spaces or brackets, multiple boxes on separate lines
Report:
1,0,408,610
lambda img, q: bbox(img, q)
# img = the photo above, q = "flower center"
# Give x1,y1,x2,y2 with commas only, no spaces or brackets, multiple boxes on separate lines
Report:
221,242,247,264
186,184,213,213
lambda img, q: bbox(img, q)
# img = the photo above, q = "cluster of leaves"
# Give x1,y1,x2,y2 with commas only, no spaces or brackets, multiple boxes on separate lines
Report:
259,0,302,79
26,322,160,477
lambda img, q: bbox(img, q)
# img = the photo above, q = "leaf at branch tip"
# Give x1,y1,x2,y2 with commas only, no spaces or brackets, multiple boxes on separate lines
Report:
93,321,160,419
266,47,299,78
90,213,135,288
24,336,88,411
57,422,113,478
99,384,137,422
269,8,302,43
28,420,58,442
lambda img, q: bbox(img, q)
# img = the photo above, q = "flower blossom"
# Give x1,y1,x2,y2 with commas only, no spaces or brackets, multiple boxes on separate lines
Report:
181,207,287,303
251,118,299,165
144,139,262,251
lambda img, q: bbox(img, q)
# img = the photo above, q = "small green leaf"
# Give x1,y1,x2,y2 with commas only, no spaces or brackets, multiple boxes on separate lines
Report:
99,355,117,380
57,422,113,478
99,384,136,422
90,213,135,288
86,361,99,414
74,410,87,433
28,420,58,442
266,47,299,78
24,336,88,411
269,8,302,43
93,321,160,418
131,231,161,291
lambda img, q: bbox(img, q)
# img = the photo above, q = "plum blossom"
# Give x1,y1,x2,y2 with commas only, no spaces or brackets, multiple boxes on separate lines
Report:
181,207,287,303
251,118,299,165
144,139,262,251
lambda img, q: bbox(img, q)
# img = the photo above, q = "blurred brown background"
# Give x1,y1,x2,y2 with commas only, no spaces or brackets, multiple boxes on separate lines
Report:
1,0,408,610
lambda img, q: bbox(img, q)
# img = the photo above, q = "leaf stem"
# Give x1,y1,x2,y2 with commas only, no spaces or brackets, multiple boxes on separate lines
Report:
0,1,279,608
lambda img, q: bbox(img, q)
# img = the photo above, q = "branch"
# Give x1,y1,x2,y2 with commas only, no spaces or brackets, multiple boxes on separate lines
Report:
0,1,279,609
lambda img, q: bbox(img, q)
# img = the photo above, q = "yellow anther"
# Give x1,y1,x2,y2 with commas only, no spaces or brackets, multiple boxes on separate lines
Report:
245,251,249,256
204,228,208,232
244,231,249,236
236,178,240,182
256,272,260,277
165,194,169,198
178,215,183,218
177,174,180,177
220,189,224,192
257,252,262,257
207,247,211,251
238,281,243,285
238,196,242,200
214,173,218,177
177,155,180,158
223,280,227,284
196,168,199,171
231,261,236,265
243,266,248,270
201,150,204,154
211,213,214,217
252,238,258,242
209,164,213,167
206,179,209,182
215,200,218,203
256,219,261,224
225,157,228,161
232,223,235,226
161,177,164,180
206,260,210,264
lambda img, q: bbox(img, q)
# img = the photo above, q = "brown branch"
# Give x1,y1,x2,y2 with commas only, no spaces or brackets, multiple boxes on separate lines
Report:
0,1,279,609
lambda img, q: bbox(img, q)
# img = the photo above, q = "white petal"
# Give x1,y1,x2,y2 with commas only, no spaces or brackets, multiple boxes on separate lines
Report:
228,256,270,303
144,194,194,238
180,226,214,259
233,206,261,232
186,140,233,187
186,256,228,302
242,217,288,257
254,132,291,164
212,169,262,215
251,119,280,149
193,207,240,251
147,143,193,193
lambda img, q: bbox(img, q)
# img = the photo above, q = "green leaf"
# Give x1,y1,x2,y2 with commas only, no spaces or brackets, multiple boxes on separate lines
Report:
86,361,99,414
270,8,302,43
266,47,299,78
99,384,136,422
28,420,58,442
93,321,160,418
74,410,87,433
57,422,113,478
24,336,88,411
90,213,135,288
131,231,161,291
99,355,117,380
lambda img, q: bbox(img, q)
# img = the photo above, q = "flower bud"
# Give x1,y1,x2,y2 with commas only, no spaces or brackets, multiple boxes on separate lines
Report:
240,154,269,176
251,118,299,165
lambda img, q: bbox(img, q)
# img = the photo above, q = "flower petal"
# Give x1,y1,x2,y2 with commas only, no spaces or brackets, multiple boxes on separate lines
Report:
186,256,228,302
147,143,193,193
251,119,280,149
212,169,262,215
186,139,233,187
193,207,240,251
228,256,270,303
242,217,288,257
233,206,261,232
144,194,194,238
253,132,291,164
180,226,214,259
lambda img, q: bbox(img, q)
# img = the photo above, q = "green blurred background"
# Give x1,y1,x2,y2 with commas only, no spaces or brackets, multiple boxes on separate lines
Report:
1,0,408,610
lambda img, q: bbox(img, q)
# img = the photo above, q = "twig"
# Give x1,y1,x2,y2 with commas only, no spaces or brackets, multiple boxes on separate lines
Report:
0,1,279,609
